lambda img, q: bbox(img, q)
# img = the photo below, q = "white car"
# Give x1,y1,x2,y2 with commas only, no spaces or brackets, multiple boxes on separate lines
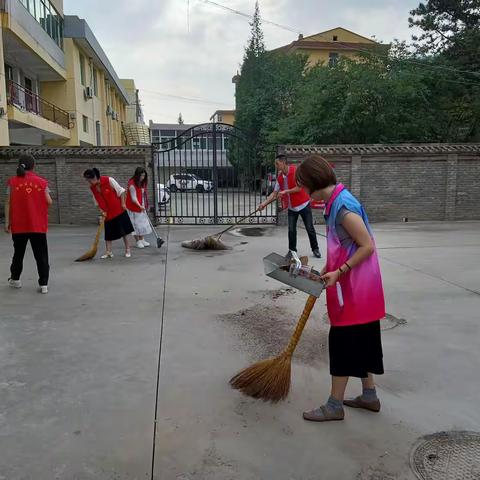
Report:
157,183,170,206
167,173,214,193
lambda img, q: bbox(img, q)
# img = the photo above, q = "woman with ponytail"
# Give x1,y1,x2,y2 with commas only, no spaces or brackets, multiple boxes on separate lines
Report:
4,154,52,294
83,168,134,258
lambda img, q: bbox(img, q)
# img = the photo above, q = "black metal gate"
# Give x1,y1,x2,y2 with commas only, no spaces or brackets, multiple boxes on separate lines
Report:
152,123,277,225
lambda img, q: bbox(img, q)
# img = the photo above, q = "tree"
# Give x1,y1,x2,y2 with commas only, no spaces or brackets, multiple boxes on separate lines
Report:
232,1,268,173
178,113,184,125
409,1,480,139
409,0,480,56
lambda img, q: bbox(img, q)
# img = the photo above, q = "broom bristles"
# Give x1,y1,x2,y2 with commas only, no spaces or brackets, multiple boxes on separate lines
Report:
229,295,318,402
75,219,104,262
182,235,232,250
229,352,292,403
75,246,97,262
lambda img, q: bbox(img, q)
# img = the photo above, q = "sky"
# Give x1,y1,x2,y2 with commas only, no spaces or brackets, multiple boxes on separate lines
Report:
64,0,421,125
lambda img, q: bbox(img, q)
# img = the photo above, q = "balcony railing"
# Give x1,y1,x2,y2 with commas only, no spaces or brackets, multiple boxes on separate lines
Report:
7,80,70,129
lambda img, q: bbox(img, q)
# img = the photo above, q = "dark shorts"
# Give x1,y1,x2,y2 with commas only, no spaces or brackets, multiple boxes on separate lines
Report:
329,320,384,378
104,211,134,241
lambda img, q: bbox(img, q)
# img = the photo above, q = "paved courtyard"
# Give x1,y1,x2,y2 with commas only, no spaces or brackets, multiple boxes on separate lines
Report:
1,221,479,479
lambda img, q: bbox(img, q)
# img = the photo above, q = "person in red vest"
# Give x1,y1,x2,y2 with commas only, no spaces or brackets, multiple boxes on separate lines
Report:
4,154,52,294
83,168,134,259
258,154,321,259
126,167,155,249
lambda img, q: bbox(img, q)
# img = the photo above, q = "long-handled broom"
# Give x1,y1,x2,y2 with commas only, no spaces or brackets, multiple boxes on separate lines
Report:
181,209,259,250
230,295,318,402
75,216,105,262
146,213,165,248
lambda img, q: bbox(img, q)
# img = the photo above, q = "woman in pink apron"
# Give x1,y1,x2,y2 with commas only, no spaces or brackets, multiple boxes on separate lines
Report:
296,154,385,423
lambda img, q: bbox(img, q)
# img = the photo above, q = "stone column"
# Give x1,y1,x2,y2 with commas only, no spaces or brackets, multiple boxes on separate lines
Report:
445,154,458,220
350,155,362,198
55,157,69,224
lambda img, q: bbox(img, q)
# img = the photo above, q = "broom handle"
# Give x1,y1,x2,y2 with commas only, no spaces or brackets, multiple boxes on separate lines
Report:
93,217,105,247
147,213,160,241
215,209,259,238
284,295,317,356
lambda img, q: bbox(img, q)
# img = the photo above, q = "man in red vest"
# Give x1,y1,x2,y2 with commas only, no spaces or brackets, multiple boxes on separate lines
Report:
4,154,52,294
258,154,321,259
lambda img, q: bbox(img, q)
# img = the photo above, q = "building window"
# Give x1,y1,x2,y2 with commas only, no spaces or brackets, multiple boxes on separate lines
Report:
93,68,98,96
79,53,86,86
83,115,89,133
19,0,64,49
329,52,339,67
5,64,13,82
217,114,223,122
95,121,101,145
151,129,160,143
333,35,338,41
159,129,176,149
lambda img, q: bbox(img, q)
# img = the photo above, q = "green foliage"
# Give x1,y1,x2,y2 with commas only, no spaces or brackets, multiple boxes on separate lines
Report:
234,0,480,153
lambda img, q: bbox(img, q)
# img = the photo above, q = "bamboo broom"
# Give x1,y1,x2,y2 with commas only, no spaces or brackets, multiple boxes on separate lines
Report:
75,217,105,262
230,295,317,402
181,209,259,250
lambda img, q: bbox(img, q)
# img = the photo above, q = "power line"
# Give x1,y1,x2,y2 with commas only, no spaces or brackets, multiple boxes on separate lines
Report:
196,0,301,34
140,88,232,107
193,0,480,86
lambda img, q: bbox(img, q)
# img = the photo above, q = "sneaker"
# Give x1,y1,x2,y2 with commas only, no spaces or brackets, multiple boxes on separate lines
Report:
39,286,48,294
312,249,322,259
8,278,22,289
125,250,132,258
285,250,294,261
100,252,114,259
136,240,145,249
141,240,150,247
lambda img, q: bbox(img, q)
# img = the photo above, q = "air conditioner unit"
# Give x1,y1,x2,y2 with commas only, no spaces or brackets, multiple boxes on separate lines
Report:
84,86,93,99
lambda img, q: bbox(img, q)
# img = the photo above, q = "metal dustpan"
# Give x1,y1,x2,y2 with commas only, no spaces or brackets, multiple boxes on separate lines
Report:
263,252,325,298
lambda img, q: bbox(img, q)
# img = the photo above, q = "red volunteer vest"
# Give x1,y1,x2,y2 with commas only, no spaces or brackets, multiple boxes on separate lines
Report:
126,179,145,213
8,171,49,234
90,176,124,221
277,165,310,210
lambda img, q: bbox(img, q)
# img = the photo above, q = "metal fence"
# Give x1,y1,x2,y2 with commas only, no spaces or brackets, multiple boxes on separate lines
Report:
7,80,70,129
152,123,277,225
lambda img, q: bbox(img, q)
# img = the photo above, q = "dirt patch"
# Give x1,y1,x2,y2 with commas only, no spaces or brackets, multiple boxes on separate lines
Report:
218,304,328,366
251,287,297,300
235,227,266,237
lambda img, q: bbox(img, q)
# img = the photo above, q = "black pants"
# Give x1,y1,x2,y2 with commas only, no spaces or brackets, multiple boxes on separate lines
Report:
288,204,319,252
10,233,50,286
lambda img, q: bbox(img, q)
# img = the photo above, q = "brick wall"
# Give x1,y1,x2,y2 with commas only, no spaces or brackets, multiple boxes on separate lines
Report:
2,144,479,225
279,144,480,223
0,147,152,225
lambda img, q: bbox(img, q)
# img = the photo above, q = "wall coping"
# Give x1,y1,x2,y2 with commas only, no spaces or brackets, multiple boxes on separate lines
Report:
0,146,150,159
281,144,480,156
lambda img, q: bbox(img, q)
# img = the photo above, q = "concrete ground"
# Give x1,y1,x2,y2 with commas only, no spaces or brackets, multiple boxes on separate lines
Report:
1,221,479,479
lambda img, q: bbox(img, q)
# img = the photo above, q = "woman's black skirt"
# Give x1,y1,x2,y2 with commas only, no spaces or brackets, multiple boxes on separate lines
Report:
104,211,134,241
329,320,384,378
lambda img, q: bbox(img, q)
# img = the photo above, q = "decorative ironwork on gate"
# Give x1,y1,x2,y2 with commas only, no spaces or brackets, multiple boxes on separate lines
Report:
151,123,277,225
